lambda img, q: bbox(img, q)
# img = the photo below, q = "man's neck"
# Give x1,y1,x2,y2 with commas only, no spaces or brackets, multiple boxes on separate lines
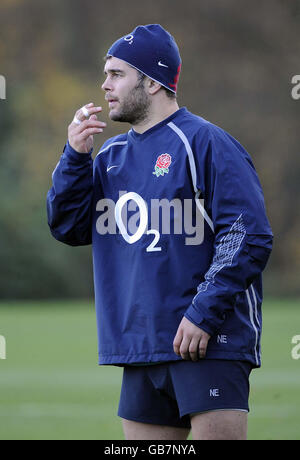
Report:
132,101,180,134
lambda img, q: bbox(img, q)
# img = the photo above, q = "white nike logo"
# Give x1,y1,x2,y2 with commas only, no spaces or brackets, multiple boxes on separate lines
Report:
158,61,168,68
106,165,119,172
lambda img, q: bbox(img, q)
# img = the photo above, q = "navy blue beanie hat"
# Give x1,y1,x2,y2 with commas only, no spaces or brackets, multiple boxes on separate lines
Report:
107,24,182,94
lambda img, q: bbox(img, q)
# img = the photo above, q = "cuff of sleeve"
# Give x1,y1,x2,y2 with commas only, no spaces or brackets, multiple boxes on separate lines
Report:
184,303,219,336
63,141,93,162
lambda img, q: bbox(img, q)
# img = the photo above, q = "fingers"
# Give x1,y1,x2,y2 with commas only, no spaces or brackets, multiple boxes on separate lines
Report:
69,105,107,136
173,320,210,361
173,328,183,357
173,326,194,360
198,335,209,359
68,103,107,154
72,103,102,125
189,337,200,362
179,335,191,361
75,117,107,136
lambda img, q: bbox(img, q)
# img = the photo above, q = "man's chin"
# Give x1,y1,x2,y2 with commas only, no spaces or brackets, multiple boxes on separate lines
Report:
109,110,121,122
109,110,130,123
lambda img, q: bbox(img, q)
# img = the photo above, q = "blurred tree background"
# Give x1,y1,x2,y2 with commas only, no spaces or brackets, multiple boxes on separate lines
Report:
0,0,299,300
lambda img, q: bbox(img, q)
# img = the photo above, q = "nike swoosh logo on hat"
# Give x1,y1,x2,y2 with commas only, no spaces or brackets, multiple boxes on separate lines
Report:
158,61,168,68
106,165,119,172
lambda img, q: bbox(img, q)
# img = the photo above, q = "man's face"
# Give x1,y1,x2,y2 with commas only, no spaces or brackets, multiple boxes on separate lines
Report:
102,56,150,125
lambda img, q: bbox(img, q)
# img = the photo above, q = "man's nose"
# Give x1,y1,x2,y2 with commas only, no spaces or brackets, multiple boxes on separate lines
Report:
101,77,112,92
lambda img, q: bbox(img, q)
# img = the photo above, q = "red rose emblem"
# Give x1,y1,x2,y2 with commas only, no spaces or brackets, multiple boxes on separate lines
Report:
153,153,172,177
156,154,172,170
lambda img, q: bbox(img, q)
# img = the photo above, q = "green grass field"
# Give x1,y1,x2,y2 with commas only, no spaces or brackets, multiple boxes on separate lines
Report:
0,299,299,440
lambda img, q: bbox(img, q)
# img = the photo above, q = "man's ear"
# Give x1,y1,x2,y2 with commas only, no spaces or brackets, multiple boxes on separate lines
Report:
146,78,162,95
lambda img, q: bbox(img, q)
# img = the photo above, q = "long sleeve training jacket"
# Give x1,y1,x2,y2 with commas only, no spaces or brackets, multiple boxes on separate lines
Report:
47,107,273,367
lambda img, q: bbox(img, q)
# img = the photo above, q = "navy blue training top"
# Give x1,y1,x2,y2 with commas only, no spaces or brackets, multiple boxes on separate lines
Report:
47,107,273,367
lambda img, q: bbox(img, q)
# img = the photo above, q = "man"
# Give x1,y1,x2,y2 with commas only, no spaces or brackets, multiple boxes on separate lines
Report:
47,24,273,440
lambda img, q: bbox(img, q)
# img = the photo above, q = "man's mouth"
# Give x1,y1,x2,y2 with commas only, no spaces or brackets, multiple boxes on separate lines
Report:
106,96,119,108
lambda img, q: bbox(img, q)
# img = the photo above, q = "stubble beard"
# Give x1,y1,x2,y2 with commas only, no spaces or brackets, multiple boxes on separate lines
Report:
109,79,150,125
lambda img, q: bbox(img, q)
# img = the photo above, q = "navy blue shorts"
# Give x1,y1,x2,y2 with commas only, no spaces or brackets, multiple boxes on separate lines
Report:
118,359,252,428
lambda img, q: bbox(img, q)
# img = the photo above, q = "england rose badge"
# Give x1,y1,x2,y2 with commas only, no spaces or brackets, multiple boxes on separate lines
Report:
153,154,172,177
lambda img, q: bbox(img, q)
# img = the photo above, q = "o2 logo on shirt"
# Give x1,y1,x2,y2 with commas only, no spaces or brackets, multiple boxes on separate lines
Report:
115,192,161,252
